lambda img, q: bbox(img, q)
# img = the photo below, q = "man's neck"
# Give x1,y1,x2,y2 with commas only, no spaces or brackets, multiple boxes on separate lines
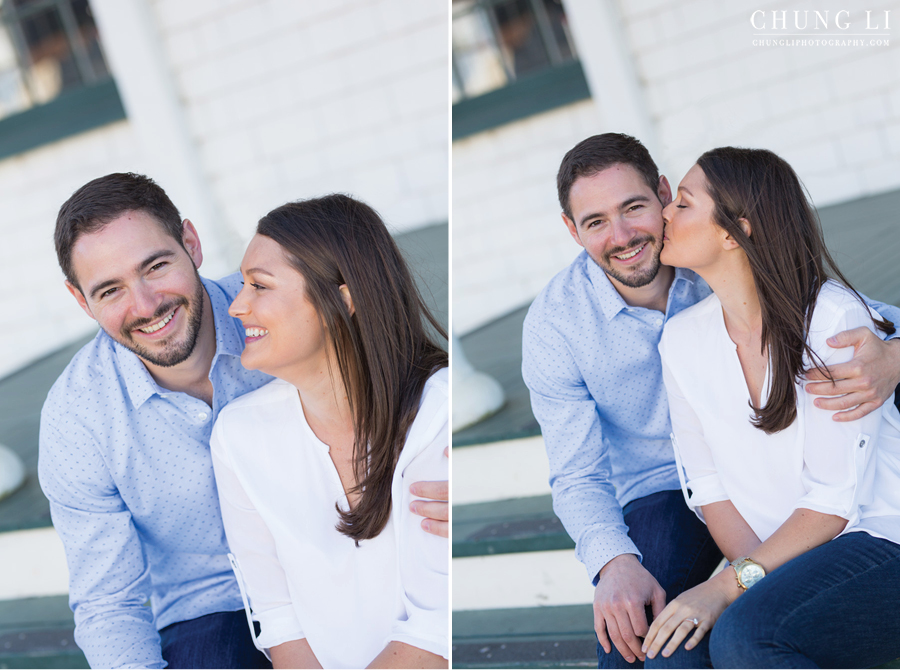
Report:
143,288,217,405
607,264,675,314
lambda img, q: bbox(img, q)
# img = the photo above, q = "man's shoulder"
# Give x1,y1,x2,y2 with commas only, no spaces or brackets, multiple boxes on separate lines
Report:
41,330,117,429
525,252,596,332
207,271,243,302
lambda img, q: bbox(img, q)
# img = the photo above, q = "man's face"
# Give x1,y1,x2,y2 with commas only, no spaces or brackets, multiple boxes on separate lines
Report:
563,164,671,289
67,211,206,368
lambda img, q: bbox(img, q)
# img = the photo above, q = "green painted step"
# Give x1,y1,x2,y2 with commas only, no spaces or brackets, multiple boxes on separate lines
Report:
453,604,596,668
0,595,87,668
453,495,574,558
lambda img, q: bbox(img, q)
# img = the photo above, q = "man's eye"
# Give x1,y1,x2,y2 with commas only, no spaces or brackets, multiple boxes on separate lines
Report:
628,204,643,212
100,287,119,299
150,262,167,271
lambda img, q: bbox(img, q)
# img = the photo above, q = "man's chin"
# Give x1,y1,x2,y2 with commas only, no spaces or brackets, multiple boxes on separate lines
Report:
115,334,196,368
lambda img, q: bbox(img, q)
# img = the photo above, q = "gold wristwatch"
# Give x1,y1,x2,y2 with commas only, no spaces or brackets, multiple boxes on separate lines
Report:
732,556,766,591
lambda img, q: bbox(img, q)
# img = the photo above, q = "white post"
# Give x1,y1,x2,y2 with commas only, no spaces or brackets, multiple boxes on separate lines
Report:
452,332,506,433
0,444,25,502
560,0,661,161
89,0,240,276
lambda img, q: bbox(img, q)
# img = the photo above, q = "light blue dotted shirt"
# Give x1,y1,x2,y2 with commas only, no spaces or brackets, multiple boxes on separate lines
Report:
523,250,900,584
39,273,272,669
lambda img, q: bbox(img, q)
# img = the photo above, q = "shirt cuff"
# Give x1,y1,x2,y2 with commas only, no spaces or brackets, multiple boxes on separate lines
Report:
255,604,304,650
685,474,729,510
580,531,642,586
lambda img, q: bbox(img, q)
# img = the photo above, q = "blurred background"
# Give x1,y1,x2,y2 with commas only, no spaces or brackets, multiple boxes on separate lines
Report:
450,0,900,666
0,1,447,666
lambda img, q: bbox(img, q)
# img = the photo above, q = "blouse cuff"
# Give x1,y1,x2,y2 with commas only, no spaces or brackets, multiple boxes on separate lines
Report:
685,473,729,510
255,604,304,650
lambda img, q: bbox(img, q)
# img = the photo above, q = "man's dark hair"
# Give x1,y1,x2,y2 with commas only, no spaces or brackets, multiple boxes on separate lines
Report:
557,133,661,219
55,173,184,290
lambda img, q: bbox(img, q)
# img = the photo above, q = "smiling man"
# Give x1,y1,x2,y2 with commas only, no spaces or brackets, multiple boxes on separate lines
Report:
521,134,900,669
39,173,448,669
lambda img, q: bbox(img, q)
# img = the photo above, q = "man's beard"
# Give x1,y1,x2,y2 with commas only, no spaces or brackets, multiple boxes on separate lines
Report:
596,235,663,289
114,275,205,368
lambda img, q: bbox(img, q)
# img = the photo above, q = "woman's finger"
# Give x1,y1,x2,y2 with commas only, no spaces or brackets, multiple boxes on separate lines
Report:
644,609,683,659
683,622,711,651
661,619,697,658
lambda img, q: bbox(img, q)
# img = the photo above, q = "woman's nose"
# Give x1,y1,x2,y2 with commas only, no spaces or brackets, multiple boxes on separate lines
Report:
228,285,249,318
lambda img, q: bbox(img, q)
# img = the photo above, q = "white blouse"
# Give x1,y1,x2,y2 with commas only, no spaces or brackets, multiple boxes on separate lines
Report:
210,367,449,668
659,282,900,545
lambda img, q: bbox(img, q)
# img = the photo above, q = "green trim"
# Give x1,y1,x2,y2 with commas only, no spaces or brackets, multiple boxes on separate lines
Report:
452,60,591,141
0,79,126,160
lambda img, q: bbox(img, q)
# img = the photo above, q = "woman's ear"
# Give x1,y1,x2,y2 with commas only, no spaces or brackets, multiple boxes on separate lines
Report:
722,217,751,250
339,284,355,316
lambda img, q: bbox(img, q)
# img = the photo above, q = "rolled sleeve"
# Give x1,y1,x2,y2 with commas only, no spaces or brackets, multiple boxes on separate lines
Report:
38,421,164,669
522,311,638,581
389,418,449,658
796,300,884,520
210,422,304,652
659,339,729,520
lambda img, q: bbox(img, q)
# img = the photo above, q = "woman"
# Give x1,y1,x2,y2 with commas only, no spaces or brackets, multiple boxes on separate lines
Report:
642,147,900,668
210,194,448,668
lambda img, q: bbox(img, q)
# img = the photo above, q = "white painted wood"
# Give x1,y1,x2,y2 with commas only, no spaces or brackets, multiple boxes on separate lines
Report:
453,436,550,505
452,549,593,610
0,527,69,600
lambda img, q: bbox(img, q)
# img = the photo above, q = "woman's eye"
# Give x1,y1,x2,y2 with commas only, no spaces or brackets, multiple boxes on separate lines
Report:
676,204,687,209
251,283,266,290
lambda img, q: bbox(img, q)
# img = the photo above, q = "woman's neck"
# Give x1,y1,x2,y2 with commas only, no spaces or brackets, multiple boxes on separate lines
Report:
283,354,354,437
698,255,762,340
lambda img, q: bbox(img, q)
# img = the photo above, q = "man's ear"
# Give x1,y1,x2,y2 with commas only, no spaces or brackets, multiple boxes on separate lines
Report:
65,280,95,321
657,175,673,206
339,284,355,316
562,212,583,248
181,219,204,269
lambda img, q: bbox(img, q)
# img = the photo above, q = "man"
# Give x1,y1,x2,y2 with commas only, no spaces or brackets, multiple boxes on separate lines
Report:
39,173,449,669
521,134,900,668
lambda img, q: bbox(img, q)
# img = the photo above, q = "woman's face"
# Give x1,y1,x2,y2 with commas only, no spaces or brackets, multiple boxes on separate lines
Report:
660,164,726,272
229,234,328,379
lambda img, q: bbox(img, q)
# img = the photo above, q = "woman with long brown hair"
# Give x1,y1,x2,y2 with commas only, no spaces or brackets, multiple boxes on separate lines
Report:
641,148,900,668
209,194,448,668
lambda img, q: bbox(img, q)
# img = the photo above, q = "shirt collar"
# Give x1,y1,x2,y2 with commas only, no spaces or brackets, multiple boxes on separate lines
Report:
584,253,699,322
112,275,244,409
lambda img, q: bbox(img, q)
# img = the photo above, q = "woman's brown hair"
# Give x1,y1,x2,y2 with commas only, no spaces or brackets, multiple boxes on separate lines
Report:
257,194,447,542
696,147,894,433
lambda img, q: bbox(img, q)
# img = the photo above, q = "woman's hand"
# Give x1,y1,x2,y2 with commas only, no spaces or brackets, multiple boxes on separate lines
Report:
642,571,740,660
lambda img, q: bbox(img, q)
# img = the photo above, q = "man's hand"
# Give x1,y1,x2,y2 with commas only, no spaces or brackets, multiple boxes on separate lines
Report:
804,328,900,421
409,447,449,538
593,553,666,664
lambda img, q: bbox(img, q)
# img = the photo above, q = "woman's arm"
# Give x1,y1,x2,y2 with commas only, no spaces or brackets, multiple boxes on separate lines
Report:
271,639,322,669
700,500,761,562
368,641,447,668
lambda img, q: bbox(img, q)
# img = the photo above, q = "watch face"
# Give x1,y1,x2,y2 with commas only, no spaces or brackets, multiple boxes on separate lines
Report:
740,563,765,588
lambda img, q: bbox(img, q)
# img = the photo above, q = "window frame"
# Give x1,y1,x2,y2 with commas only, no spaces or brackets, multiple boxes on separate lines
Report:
0,0,126,160
452,0,591,140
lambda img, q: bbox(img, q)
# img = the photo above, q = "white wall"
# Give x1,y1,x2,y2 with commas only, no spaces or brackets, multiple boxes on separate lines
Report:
0,0,448,378
452,0,900,334
153,0,448,250
622,0,900,205
453,100,598,334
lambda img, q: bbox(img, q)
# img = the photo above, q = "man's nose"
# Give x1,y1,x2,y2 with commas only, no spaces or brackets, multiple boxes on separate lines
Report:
609,217,634,247
132,281,162,317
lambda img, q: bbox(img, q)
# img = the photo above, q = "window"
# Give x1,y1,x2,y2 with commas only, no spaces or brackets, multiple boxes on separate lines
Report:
0,0,124,159
452,0,590,139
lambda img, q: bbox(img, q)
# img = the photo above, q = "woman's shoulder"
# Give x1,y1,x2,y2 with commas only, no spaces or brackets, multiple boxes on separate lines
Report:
661,292,721,352
396,367,449,473
809,281,875,335
216,378,295,423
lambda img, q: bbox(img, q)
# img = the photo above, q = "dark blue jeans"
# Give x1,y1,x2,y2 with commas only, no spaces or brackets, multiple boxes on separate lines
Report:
160,609,271,669
709,532,900,668
597,489,724,669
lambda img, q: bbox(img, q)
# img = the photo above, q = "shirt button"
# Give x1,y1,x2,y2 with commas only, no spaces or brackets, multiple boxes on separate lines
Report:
198,412,209,421
655,318,663,326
